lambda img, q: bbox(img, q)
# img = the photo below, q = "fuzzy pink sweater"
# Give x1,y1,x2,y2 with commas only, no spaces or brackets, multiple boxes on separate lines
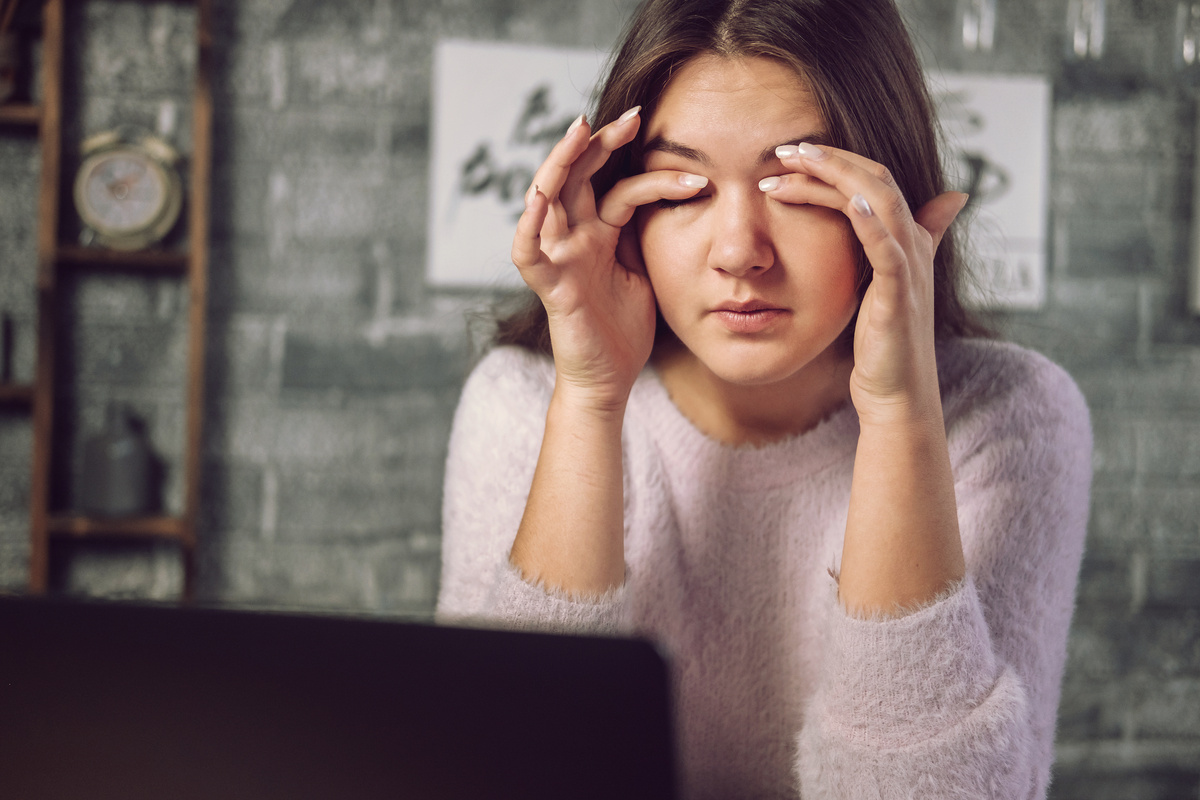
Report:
437,338,1092,800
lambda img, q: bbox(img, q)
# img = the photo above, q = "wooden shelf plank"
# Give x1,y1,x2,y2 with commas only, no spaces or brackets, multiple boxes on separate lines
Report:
0,383,35,406
47,514,190,543
0,104,41,128
56,245,189,273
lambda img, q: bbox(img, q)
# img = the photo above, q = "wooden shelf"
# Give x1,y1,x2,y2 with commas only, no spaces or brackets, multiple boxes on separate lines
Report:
0,103,41,128
0,382,35,407
57,245,189,273
48,514,190,543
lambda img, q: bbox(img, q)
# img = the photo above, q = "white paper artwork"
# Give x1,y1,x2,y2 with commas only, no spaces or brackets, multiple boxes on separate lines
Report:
933,73,1051,310
426,40,609,288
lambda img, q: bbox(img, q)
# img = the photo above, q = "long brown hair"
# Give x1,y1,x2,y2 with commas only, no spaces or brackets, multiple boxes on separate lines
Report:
495,0,989,354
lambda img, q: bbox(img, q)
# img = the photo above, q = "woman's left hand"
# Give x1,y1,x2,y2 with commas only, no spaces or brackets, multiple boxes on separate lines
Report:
764,143,968,428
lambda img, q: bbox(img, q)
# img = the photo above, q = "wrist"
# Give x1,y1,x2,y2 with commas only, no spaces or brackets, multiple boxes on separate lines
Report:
550,379,633,423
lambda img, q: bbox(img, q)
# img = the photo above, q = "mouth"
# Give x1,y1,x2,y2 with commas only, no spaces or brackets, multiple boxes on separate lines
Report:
709,300,789,334
713,299,783,314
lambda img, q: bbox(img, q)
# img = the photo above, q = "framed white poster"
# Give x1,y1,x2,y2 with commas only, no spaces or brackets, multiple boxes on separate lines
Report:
933,72,1051,310
426,40,609,288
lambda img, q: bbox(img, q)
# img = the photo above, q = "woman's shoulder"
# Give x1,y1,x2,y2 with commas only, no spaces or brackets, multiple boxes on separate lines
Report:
461,344,556,400
936,337,1091,450
453,345,556,429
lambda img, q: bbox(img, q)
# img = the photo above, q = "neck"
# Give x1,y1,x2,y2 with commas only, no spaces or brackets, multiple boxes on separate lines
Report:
652,339,854,447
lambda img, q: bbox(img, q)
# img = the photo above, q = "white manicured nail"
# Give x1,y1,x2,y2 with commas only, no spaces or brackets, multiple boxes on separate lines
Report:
775,145,799,159
851,193,873,217
759,176,781,192
797,142,828,161
618,105,642,124
566,113,585,136
680,173,708,189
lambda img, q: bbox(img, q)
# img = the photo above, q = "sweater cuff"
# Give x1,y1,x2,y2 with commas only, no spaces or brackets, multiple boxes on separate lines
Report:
487,557,628,636
819,576,1001,748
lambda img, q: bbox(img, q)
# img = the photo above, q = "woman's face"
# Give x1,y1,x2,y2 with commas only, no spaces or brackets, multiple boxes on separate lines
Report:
638,54,859,388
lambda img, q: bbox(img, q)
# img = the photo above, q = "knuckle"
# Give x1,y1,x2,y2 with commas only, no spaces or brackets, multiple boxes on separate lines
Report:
872,163,901,193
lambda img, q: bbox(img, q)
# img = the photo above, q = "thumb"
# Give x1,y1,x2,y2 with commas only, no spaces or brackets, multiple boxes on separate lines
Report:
914,191,969,251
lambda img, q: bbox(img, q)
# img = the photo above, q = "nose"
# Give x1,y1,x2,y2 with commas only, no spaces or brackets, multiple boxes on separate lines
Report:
707,190,774,278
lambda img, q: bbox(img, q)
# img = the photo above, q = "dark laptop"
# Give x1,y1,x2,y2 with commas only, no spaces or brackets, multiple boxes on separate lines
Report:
0,595,678,800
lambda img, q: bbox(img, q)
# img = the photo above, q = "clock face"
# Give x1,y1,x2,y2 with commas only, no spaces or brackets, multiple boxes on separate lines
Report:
73,142,183,250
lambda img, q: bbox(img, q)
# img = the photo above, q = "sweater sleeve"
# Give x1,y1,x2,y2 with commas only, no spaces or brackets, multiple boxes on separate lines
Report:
435,346,626,635
796,343,1093,799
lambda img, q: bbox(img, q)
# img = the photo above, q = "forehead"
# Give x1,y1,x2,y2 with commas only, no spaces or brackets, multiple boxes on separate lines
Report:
645,54,823,143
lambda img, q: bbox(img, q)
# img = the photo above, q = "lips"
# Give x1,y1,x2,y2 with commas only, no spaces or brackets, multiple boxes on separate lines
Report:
710,300,789,334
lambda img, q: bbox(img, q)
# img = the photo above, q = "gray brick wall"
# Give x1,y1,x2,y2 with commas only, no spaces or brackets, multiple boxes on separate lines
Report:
1,0,1198,794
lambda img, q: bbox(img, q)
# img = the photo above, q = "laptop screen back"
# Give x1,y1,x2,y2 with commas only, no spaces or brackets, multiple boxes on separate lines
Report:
0,596,678,800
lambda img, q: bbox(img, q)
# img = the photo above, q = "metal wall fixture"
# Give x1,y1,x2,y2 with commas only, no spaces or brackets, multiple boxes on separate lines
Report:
960,0,997,52
1066,0,1106,60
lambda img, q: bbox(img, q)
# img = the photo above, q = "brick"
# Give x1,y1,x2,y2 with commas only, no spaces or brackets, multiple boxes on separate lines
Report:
61,272,184,324
1085,484,1146,554
1071,355,1200,412
205,315,278,395
1049,769,1200,800
64,317,189,389
206,238,374,320
1143,485,1200,556
75,2,196,98
1055,678,1126,741
196,539,396,614
1052,160,1156,217
49,539,183,601
1054,95,1185,157
288,38,396,107
1137,420,1200,481
210,162,272,239
280,332,469,392
1088,412,1137,479
1073,556,1132,611
0,542,29,592
1002,279,1141,367
1129,677,1200,739
273,464,441,540
0,463,30,528
1146,558,1200,609
1059,216,1168,277
205,390,455,467
1125,609,1200,678
199,461,264,537
218,107,382,165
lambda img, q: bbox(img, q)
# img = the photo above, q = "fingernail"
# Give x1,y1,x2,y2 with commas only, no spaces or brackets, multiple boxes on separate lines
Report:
775,145,799,159
797,142,828,161
525,183,539,208
679,173,708,189
851,193,873,217
758,176,781,192
567,113,585,136
618,105,642,124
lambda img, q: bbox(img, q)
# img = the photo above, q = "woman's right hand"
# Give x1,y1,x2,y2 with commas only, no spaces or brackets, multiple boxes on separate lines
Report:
512,107,709,411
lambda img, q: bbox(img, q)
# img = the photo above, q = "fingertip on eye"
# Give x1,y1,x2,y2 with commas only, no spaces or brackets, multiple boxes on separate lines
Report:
679,173,708,190
758,176,781,192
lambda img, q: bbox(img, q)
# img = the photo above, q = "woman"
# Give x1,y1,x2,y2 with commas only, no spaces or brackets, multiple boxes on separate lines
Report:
437,0,1092,797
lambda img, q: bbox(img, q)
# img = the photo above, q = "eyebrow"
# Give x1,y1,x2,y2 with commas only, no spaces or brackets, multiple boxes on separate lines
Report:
642,132,834,167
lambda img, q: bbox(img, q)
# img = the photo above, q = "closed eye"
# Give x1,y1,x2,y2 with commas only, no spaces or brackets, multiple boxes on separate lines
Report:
654,194,707,211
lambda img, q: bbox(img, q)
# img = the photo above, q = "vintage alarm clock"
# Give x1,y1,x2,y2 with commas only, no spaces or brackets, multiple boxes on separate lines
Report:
73,128,184,251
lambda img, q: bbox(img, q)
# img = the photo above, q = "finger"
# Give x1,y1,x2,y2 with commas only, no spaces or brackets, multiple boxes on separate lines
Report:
511,188,552,283
561,106,642,225
526,114,593,211
756,172,849,210
775,143,916,248
595,170,710,228
913,191,969,252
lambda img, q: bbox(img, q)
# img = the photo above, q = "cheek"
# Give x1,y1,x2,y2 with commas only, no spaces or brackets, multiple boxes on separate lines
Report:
637,210,698,288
